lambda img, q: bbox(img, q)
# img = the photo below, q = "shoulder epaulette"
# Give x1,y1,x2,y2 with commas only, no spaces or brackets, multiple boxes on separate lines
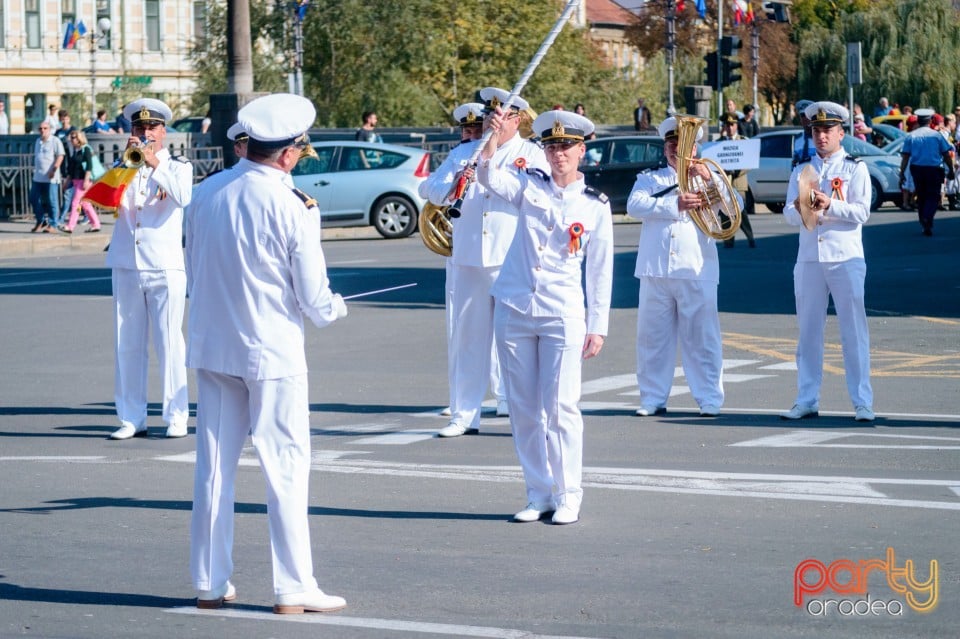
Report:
843,155,861,164
584,186,609,203
173,155,191,164
291,187,318,211
796,155,812,165
525,167,550,182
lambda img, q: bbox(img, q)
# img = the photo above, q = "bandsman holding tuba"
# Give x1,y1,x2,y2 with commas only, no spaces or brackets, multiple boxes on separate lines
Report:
424,88,548,438
627,116,735,419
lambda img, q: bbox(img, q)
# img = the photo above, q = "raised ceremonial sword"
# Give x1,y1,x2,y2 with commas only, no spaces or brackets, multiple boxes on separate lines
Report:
342,282,417,301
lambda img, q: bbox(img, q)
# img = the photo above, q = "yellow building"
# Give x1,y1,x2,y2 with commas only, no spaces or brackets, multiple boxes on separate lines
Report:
0,0,202,133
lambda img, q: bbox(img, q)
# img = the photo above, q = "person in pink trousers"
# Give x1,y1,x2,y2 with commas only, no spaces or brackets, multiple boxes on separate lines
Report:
58,129,101,233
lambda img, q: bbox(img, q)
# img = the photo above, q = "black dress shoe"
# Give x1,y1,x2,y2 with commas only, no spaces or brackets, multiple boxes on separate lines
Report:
748,239,756,248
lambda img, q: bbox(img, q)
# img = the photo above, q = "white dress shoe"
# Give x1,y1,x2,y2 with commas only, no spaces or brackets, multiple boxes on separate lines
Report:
635,405,666,417
699,405,721,417
110,423,147,440
513,502,554,523
439,406,452,417
854,406,875,422
165,420,188,438
197,581,236,609
437,421,477,437
496,399,510,417
551,504,580,525
780,404,819,420
274,589,347,614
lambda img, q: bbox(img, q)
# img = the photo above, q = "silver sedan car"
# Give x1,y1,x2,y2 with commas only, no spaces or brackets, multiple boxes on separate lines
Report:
291,141,431,238
746,128,902,212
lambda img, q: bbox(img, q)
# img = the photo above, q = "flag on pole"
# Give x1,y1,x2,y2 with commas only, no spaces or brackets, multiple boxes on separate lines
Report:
696,0,707,19
297,0,310,21
62,22,75,49
677,0,686,11
76,20,88,38
733,0,746,25
82,167,139,213
746,1,755,23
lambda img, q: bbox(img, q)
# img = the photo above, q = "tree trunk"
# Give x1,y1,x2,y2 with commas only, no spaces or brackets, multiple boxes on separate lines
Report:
227,0,254,95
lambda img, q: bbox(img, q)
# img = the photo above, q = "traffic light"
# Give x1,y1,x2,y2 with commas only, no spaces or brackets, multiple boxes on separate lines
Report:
719,36,742,88
763,1,792,23
704,50,719,90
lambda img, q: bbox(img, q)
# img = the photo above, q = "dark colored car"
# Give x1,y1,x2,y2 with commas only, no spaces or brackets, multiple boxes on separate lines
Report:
171,117,207,133
580,136,666,212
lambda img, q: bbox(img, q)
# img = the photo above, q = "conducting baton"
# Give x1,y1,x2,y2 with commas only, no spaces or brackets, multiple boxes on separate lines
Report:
342,282,418,301
447,0,581,218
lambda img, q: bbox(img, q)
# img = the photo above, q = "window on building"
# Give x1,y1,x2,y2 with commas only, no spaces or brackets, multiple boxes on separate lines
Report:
96,0,112,48
193,2,207,46
146,0,161,51
25,0,42,49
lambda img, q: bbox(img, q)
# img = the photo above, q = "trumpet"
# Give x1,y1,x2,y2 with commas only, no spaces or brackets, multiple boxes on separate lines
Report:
121,137,154,168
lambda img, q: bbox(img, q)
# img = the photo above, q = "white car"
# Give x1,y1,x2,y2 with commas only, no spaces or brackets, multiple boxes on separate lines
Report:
746,129,903,212
291,140,432,238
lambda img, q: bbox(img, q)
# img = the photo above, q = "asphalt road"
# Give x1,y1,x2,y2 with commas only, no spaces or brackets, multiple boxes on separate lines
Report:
0,207,957,639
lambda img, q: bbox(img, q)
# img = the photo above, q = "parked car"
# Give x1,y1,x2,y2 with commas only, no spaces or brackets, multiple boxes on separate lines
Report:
869,122,907,149
291,140,431,238
580,135,666,212
872,114,909,129
746,128,902,213
171,116,207,133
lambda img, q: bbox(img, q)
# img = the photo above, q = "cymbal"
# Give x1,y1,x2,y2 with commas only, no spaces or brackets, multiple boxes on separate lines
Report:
797,164,819,231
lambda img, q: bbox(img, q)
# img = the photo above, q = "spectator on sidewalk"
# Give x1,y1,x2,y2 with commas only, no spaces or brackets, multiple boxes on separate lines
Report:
29,121,65,232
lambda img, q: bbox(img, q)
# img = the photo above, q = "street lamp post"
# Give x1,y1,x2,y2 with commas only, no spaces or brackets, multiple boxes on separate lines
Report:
90,17,112,126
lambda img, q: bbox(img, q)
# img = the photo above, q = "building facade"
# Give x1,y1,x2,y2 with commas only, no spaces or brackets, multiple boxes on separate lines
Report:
584,0,643,80
0,0,203,133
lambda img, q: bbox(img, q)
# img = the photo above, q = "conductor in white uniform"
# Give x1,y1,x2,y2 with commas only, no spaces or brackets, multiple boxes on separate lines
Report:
479,108,613,525
106,98,192,440
626,117,728,418
426,88,548,438
185,94,348,613
781,101,874,422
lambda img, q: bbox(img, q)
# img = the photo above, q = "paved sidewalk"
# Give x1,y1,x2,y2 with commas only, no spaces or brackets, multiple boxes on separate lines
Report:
0,217,115,258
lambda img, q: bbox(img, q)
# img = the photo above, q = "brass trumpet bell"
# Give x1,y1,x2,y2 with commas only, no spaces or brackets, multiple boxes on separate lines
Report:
122,140,152,168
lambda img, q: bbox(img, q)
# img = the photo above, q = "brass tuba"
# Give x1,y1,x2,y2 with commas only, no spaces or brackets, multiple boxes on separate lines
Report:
419,202,453,257
674,114,742,241
519,107,538,139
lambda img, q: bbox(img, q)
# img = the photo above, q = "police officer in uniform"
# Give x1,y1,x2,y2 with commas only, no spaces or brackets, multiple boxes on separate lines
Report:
782,101,875,422
186,93,348,613
899,108,954,236
627,117,729,418
107,98,192,440
431,88,549,438
792,99,815,167
479,108,613,525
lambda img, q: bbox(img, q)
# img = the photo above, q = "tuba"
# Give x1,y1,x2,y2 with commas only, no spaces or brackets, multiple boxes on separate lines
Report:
674,114,742,241
519,107,538,139
419,202,453,256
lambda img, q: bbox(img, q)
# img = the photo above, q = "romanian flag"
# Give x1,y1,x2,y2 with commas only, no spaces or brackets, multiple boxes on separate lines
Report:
746,2,754,23
82,167,139,214
62,22,75,49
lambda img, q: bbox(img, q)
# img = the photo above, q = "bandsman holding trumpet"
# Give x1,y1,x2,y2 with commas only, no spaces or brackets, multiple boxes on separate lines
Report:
427,88,548,438
479,108,613,525
106,98,193,440
626,117,729,418
782,101,874,422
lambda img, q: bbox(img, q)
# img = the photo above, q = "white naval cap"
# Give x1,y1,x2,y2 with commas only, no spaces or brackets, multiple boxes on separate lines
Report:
453,102,484,126
227,122,248,142
238,93,316,147
532,110,594,145
657,116,704,142
124,98,173,125
914,107,936,120
804,101,849,127
479,87,530,113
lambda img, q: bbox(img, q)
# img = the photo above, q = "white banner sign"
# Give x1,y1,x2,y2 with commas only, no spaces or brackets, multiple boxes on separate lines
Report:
699,139,760,171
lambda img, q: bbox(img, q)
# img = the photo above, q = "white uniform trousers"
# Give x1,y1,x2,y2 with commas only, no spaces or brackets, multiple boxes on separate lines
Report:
112,268,188,427
190,370,320,596
636,276,724,408
448,263,502,430
495,304,585,509
445,261,505,411
793,259,873,408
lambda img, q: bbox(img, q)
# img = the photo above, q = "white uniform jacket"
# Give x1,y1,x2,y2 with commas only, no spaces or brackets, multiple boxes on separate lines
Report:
445,134,548,268
783,150,870,263
626,165,720,284
185,159,341,380
106,148,193,271
479,164,614,336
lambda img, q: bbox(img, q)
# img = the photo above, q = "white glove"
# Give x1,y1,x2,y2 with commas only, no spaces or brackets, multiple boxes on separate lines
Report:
331,293,348,319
